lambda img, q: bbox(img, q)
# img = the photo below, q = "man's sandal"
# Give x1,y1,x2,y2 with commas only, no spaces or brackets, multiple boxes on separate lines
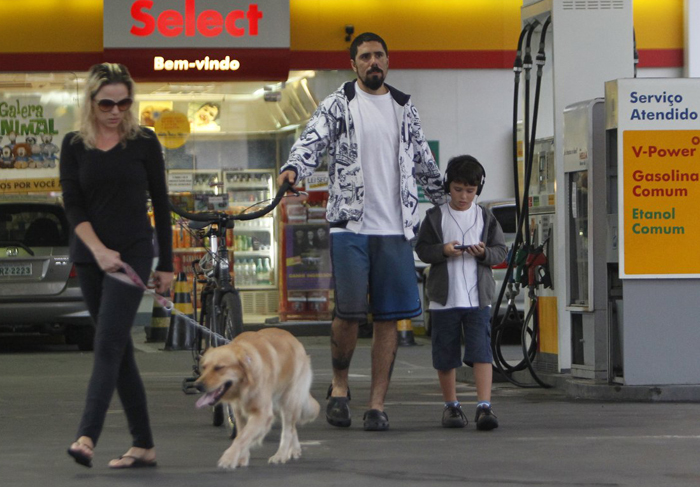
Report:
326,384,352,428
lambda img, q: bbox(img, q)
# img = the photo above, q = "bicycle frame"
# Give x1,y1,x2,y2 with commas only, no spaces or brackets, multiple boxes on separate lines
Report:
203,215,237,344
178,181,295,392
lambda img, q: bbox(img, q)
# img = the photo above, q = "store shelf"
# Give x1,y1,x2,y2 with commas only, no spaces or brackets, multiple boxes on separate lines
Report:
173,247,206,253
233,250,271,257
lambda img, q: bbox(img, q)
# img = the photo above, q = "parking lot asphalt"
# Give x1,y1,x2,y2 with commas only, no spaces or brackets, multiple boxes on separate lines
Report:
2,328,700,487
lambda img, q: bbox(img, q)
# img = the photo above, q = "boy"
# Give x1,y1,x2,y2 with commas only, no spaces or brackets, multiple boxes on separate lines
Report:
415,155,507,430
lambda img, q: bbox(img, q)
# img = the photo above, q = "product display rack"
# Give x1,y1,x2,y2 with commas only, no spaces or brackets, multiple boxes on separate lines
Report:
168,168,278,293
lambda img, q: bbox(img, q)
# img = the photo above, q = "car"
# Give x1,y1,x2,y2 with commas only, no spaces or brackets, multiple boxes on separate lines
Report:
0,197,94,350
417,198,525,338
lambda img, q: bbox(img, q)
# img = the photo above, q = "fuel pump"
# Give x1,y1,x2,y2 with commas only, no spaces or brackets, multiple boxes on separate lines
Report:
526,137,558,373
516,0,634,379
604,78,700,387
563,98,612,381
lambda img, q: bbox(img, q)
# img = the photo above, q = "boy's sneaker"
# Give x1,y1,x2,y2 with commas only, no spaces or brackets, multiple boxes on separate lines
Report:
475,404,499,431
441,404,468,428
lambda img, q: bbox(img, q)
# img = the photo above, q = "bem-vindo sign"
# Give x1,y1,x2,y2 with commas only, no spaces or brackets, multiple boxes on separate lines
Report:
104,0,289,49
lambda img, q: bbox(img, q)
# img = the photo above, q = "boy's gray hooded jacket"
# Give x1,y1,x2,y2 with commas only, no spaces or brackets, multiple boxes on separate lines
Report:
415,204,507,309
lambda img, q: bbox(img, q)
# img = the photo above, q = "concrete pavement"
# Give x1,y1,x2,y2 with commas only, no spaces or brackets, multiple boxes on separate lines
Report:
2,329,700,486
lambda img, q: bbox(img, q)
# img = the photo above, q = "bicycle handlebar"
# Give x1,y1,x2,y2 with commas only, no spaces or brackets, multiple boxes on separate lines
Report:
169,180,296,223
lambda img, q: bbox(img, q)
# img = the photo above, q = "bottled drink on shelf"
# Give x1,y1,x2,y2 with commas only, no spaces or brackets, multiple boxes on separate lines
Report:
246,259,256,285
256,258,267,285
263,257,273,284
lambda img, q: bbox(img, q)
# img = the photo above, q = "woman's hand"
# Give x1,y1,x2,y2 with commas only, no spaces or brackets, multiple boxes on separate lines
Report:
93,247,124,273
152,270,173,294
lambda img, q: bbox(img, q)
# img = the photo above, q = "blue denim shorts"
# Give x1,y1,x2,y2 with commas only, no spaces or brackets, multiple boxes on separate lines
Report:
430,307,493,370
330,233,421,322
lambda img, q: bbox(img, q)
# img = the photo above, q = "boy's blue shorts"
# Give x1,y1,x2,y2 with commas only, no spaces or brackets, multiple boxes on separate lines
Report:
330,233,421,322
430,307,493,370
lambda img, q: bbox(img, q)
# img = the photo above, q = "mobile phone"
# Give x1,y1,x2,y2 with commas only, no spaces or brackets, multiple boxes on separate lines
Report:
454,244,473,250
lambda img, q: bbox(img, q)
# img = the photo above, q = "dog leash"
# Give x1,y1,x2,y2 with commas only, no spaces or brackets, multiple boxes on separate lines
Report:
107,263,231,345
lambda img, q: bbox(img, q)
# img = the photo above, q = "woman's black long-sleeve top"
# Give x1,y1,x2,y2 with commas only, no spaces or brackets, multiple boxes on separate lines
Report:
59,129,173,272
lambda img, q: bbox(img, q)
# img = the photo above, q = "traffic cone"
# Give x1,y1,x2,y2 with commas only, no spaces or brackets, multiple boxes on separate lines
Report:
165,258,196,350
145,291,170,342
397,319,418,346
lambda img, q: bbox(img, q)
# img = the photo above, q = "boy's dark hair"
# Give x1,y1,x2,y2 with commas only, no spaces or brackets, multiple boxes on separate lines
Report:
350,32,389,60
443,155,486,195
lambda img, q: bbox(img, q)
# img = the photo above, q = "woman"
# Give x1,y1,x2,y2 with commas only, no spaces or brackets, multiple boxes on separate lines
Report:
61,63,173,469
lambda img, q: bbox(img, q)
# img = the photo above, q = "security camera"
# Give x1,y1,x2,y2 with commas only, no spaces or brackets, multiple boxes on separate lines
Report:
345,24,354,42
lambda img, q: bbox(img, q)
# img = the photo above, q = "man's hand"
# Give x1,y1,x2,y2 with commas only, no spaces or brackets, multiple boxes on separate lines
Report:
277,170,296,187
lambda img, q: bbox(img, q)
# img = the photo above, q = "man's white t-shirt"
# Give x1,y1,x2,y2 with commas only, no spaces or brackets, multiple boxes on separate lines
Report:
343,83,403,236
429,203,484,310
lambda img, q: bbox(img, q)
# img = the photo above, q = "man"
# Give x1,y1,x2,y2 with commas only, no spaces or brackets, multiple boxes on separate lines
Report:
277,32,445,431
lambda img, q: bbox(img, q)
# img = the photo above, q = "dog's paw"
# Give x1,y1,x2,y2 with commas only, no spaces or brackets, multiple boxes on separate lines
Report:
218,447,249,469
269,446,301,464
268,452,289,465
218,454,238,470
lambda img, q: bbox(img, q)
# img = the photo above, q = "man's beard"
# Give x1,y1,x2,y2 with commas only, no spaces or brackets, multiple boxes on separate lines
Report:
361,69,385,90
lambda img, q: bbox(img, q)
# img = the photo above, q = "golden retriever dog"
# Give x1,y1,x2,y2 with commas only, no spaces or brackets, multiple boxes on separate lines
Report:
195,328,320,469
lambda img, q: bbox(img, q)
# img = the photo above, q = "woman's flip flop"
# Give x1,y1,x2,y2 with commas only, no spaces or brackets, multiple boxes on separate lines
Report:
108,455,157,469
67,442,93,468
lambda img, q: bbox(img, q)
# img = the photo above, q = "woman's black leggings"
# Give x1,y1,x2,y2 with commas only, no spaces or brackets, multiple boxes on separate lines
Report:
75,257,154,449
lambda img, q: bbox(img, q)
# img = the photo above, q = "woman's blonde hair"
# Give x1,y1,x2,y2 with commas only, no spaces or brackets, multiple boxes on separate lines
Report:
75,63,143,149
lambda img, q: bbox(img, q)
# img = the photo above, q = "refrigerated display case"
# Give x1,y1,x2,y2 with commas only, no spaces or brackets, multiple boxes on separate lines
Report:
224,169,277,291
141,76,317,321
168,168,280,319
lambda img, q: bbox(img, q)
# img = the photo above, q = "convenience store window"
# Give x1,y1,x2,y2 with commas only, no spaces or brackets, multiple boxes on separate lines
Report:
0,70,322,323
135,72,320,321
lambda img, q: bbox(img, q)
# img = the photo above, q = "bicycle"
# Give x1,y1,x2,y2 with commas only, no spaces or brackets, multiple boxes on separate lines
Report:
171,180,296,439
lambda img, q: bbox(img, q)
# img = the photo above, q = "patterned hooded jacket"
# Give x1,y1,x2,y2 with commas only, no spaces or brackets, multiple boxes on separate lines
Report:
281,81,446,240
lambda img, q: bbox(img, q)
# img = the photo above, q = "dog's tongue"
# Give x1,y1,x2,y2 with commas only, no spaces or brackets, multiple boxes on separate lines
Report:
195,392,218,409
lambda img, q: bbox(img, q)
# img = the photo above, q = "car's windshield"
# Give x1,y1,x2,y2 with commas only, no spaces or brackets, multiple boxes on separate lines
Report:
0,204,69,247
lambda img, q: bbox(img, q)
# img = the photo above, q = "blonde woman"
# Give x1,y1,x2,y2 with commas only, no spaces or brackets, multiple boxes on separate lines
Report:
61,63,172,469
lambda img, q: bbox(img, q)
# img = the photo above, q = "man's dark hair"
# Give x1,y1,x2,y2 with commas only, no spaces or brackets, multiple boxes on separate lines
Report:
349,32,389,60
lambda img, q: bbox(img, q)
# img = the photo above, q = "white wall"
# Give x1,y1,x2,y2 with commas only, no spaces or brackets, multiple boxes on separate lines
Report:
306,66,682,207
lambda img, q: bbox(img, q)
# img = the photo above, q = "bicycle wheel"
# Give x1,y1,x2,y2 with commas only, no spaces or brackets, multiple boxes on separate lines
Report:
204,293,225,348
203,292,225,427
220,292,244,342
220,291,243,439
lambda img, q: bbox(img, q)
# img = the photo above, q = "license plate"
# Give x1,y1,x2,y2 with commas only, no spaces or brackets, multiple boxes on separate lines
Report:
0,263,32,277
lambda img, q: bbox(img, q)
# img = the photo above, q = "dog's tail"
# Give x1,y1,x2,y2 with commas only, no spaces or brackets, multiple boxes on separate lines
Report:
299,354,320,425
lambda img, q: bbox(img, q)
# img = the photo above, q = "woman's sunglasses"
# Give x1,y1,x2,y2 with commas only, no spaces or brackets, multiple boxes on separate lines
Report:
95,98,133,112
